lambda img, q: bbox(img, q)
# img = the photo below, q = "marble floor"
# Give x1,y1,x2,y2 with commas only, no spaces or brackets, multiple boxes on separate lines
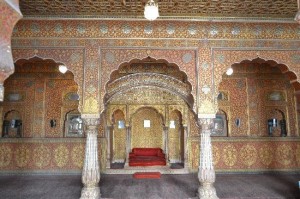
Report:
0,173,299,199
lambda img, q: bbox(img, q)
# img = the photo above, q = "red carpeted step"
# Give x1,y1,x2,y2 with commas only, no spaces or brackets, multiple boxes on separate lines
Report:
133,172,161,179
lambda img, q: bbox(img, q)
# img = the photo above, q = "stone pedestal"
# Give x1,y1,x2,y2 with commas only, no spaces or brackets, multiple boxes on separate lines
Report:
80,115,101,199
198,118,219,199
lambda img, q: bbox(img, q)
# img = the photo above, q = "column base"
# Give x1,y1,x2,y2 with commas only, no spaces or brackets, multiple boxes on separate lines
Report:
80,186,101,199
198,183,219,199
106,161,110,169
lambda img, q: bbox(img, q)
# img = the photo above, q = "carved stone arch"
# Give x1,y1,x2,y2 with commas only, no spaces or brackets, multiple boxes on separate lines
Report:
12,49,84,112
4,109,22,120
129,105,165,126
107,106,126,126
214,51,300,103
168,105,187,126
104,56,195,112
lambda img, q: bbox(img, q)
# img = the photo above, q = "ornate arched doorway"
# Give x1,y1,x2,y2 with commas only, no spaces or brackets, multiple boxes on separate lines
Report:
104,57,194,170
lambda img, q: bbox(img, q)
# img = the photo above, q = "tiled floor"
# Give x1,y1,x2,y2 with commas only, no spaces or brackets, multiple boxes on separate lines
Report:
0,173,299,199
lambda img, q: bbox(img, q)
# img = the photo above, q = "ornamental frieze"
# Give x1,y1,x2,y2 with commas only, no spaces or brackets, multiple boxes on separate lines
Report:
13,20,300,40
105,73,193,107
109,88,185,105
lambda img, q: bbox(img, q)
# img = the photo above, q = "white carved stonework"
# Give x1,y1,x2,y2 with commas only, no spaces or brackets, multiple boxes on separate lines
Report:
295,10,300,24
0,84,4,101
80,116,101,199
198,118,219,199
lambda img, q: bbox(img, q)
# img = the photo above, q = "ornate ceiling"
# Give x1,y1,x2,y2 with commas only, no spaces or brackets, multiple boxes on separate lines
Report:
19,0,298,21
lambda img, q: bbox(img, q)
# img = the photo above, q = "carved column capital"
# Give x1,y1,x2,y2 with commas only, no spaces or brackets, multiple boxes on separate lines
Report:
82,114,100,135
198,118,214,130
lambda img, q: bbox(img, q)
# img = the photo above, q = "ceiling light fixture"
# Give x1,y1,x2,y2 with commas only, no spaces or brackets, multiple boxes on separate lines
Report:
226,67,233,76
144,0,159,21
59,65,68,74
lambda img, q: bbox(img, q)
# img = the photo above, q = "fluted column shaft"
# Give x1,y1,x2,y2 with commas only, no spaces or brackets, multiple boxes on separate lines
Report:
80,115,101,199
106,126,112,169
125,126,131,165
163,126,169,163
183,125,188,168
198,118,219,199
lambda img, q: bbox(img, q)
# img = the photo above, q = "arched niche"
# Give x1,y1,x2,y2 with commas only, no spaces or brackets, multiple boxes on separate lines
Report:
130,107,164,149
217,58,297,137
111,109,126,163
2,110,22,137
212,109,228,137
64,109,83,137
1,56,80,138
12,48,84,112
168,110,184,164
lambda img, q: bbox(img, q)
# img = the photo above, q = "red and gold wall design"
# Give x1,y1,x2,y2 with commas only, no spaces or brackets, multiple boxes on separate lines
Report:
0,19,297,173
0,138,299,173
0,138,107,172
1,67,78,138
218,64,297,137
189,138,300,172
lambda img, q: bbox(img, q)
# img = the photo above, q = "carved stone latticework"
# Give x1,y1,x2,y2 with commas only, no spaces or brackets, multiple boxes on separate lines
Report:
81,115,101,199
198,118,219,199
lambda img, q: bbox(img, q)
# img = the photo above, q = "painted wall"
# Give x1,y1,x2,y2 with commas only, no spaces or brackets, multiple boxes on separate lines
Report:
0,19,299,173
218,63,297,137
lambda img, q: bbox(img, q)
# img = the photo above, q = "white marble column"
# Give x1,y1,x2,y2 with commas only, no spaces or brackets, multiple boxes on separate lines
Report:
80,115,101,199
198,118,219,199
163,126,169,164
125,125,131,166
183,125,189,168
106,126,112,169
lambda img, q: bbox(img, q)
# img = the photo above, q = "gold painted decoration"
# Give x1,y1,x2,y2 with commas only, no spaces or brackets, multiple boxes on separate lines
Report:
212,145,220,166
14,145,30,168
83,97,98,114
0,145,12,168
131,108,163,149
54,145,69,168
240,144,257,167
114,87,166,104
276,144,293,166
259,144,274,166
33,145,51,168
71,144,85,168
198,99,217,115
296,144,300,166
223,145,237,167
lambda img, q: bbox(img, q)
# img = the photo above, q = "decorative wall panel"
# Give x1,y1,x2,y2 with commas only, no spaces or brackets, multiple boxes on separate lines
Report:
0,139,85,172
187,137,300,172
131,108,163,149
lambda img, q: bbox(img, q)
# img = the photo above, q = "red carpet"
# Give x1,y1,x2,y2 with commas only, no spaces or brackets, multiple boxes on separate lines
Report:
133,172,161,179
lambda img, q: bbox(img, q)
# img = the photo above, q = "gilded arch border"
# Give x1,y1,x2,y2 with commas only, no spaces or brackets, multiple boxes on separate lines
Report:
99,48,198,113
